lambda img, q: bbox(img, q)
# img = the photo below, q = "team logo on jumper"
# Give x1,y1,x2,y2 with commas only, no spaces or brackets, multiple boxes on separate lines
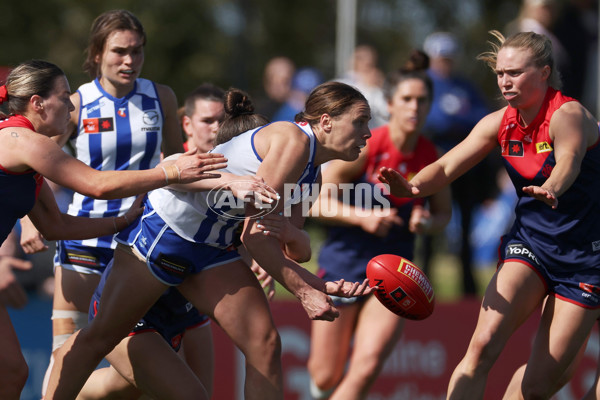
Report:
83,117,114,133
506,244,540,265
501,140,524,157
536,142,553,153
592,240,600,252
206,180,279,220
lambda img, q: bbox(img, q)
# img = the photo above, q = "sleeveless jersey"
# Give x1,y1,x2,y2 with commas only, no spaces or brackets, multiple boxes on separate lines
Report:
0,115,44,243
148,121,321,247
67,78,164,248
318,125,439,282
499,87,600,269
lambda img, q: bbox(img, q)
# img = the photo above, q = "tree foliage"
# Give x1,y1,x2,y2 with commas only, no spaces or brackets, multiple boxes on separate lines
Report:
1,0,521,105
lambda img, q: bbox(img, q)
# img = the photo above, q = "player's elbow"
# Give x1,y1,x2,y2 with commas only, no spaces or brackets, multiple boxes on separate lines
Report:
80,181,121,200
287,246,311,264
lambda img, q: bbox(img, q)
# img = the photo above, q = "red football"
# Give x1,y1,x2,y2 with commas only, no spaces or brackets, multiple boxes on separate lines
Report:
366,254,435,320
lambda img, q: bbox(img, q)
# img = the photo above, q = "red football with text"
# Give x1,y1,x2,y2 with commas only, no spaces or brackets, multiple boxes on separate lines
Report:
366,254,435,320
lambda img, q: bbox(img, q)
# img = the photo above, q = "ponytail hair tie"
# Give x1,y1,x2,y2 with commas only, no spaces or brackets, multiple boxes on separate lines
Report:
0,85,7,104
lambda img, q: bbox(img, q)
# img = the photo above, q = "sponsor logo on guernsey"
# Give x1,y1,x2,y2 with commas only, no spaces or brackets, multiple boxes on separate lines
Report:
580,282,600,296
143,110,159,125
141,111,160,131
536,142,553,153
398,259,434,302
118,107,127,118
592,240,600,252
501,140,524,157
157,253,191,277
83,117,114,133
506,244,540,265
86,101,104,114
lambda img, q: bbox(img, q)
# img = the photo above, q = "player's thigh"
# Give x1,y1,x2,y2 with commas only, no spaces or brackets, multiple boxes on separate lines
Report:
308,302,360,371
107,332,206,398
473,261,546,347
178,260,276,353
179,323,214,396
53,266,101,312
525,296,600,387
352,295,405,361
90,250,168,340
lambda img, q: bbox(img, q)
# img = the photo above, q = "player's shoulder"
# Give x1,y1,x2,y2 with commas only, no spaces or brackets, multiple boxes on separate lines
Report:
263,121,310,144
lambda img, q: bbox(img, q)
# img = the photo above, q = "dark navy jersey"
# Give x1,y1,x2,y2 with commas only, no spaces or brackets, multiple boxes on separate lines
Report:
0,115,44,243
499,88,600,272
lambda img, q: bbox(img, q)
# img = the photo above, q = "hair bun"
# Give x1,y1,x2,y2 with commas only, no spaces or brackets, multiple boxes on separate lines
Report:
224,88,255,117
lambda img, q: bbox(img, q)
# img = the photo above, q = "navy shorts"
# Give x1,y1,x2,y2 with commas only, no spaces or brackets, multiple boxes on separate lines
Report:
499,234,600,308
90,284,208,352
115,204,241,286
54,241,114,275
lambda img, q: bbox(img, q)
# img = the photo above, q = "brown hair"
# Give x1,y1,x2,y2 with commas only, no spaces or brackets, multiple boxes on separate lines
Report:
477,30,561,89
83,10,146,79
294,81,368,126
215,88,270,145
383,49,432,101
184,83,225,117
0,60,65,118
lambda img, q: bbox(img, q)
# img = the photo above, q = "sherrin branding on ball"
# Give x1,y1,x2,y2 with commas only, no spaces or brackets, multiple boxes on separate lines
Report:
366,254,435,320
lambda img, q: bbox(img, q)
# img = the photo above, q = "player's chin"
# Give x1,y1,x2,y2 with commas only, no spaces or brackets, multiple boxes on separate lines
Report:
342,147,362,161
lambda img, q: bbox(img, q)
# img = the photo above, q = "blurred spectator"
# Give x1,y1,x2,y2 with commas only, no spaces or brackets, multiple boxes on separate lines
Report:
507,0,598,112
255,56,296,119
505,0,569,91
420,31,498,296
272,67,324,122
337,45,389,128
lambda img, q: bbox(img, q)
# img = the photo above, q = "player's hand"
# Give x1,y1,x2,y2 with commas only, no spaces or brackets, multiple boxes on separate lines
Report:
0,257,32,308
522,185,558,209
359,208,404,237
378,167,420,198
296,287,340,321
20,216,47,254
250,261,276,301
408,205,432,234
325,278,376,297
166,148,228,183
121,194,145,226
255,213,290,241
226,176,279,210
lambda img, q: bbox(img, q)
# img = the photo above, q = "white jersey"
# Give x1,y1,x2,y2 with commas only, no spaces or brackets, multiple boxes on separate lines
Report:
148,122,321,248
68,78,164,248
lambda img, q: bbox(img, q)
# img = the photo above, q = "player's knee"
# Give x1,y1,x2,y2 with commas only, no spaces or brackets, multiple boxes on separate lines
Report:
307,360,342,393
468,328,503,370
261,326,282,365
51,310,89,352
0,355,28,399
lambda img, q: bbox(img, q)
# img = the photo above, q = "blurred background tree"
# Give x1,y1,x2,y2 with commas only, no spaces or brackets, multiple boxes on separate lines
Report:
1,0,529,108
